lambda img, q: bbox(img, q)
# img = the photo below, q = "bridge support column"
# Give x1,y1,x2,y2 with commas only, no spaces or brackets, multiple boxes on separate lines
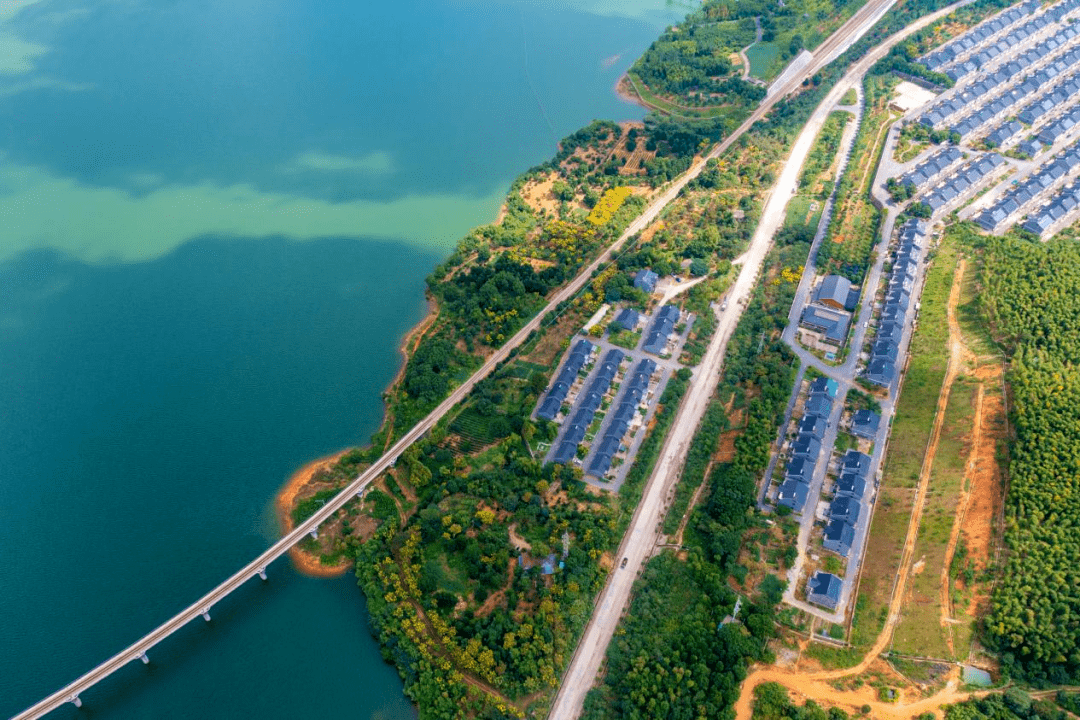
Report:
139,652,149,664
69,695,82,708
257,567,267,581
309,529,318,540
201,609,211,622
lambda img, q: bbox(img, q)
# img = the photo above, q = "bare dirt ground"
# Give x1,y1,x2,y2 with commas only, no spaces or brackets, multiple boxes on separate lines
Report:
476,558,517,617
937,259,1007,643
521,172,562,216
961,372,1005,623
508,523,533,552
937,259,979,652
929,259,1007,655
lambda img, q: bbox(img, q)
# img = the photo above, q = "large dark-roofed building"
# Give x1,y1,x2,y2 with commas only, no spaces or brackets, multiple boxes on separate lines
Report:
842,450,872,478
550,439,579,466
834,471,868,500
815,275,857,311
830,495,861,525
612,308,641,331
850,409,881,439
791,433,822,460
865,358,896,387
873,338,900,364
777,478,809,513
801,306,851,346
810,377,839,398
549,348,623,466
823,519,855,557
804,392,833,418
585,357,657,478
535,338,595,421
799,414,827,440
642,305,680,356
808,571,842,610
877,321,903,345
786,456,814,484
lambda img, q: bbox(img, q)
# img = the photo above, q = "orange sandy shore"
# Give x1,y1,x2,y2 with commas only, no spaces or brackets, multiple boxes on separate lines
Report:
614,73,646,108
275,450,352,578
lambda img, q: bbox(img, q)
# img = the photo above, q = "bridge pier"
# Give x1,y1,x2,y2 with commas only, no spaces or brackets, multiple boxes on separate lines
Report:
201,609,211,622
257,567,267,581
139,651,149,664
309,529,318,540
68,695,82,708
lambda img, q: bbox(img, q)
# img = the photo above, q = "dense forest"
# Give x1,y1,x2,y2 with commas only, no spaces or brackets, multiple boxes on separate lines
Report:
978,237,1080,684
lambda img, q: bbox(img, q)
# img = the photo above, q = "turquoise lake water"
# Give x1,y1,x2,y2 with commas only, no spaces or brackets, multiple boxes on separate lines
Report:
0,0,683,716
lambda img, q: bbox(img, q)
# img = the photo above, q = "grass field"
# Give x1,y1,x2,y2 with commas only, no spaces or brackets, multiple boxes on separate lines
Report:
849,235,957,650
785,195,823,230
891,376,976,659
745,42,782,80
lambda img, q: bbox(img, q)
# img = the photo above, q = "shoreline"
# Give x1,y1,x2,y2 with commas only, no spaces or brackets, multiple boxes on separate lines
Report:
275,450,352,578
614,72,648,109
385,294,439,400
275,295,439,577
